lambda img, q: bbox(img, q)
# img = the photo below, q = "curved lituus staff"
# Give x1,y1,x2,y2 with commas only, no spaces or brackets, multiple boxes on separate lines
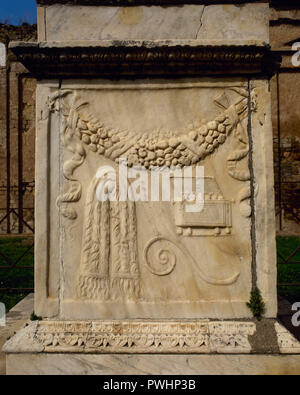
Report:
144,236,240,285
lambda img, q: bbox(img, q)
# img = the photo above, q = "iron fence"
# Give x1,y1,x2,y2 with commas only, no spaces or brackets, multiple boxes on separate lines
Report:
0,207,34,293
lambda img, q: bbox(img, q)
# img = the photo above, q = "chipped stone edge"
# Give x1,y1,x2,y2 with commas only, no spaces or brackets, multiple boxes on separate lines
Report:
9,39,269,49
35,0,270,6
2,322,44,354
275,322,300,354
3,320,300,355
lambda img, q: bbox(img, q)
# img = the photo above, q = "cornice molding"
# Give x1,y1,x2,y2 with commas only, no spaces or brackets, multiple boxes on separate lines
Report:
9,41,281,78
36,1,300,9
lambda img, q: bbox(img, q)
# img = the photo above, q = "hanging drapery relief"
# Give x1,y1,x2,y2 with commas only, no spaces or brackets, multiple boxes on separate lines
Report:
45,81,257,305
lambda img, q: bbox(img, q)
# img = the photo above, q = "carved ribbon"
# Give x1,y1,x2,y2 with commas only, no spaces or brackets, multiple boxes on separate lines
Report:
77,174,140,301
46,88,257,295
51,87,255,219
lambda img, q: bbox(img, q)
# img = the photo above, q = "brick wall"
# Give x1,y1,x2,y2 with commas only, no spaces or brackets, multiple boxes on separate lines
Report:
270,6,300,234
0,23,36,233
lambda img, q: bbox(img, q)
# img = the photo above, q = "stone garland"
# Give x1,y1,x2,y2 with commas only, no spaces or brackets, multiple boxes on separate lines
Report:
49,87,256,221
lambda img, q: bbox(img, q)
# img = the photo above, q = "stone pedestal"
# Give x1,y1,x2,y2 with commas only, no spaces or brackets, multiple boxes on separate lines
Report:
4,0,300,374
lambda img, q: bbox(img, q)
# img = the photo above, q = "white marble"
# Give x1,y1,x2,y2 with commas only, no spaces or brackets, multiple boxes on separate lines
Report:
0,294,34,375
45,5,205,41
6,353,300,375
251,79,278,318
5,2,288,376
275,322,300,354
3,320,257,354
198,3,269,43
0,43,6,67
33,78,261,320
42,4,269,42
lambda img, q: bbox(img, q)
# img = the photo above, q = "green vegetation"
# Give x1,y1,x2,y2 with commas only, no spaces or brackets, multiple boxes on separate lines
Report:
0,236,34,311
0,235,299,311
246,287,265,320
277,236,300,304
277,236,300,264
30,311,42,321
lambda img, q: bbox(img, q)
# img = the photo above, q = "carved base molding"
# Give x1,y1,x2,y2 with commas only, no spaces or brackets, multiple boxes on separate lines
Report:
3,319,300,355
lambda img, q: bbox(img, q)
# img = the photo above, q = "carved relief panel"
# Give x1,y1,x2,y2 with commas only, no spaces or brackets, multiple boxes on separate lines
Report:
36,78,257,320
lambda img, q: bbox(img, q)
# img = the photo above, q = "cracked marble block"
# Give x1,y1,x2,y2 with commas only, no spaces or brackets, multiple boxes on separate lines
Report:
32,77,275,321
4,0,300,374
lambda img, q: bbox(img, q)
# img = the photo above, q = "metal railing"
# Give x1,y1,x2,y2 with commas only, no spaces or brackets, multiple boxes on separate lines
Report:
277,243,300,288
0,235,299,293
0,207,34,293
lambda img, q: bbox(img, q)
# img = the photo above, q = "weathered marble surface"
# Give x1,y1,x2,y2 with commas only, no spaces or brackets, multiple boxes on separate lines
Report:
39,3,269,42
7,2,286,376
0,294,34,375
251,79,277,318
3,320,258,354
3,319,300,356
275,322,300,354
33,77,270,320
34,81,60,318
6,353,300,375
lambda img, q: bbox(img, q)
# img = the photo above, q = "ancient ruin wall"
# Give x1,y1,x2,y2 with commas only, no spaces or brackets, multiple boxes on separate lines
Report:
0,23,36,233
